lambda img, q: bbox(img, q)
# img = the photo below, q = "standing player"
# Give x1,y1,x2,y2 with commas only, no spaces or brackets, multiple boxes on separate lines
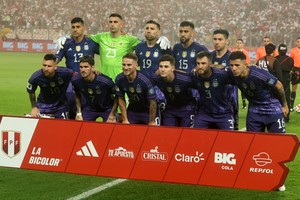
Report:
55,17,99,119
72,55,117,122
191,51,234,130
232,38,250,109
27,54,73,119
115,53,158,125
256,36,278,62
275,44,294,122
55,17,99,73
135,20,172,77
289,37,300,111
211,29,239,130
152,54,196,127
229,51,288,133
173,21,208,73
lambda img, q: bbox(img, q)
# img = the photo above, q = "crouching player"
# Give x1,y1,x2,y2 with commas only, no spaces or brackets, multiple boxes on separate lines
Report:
71,55,117,122
27,54,73,119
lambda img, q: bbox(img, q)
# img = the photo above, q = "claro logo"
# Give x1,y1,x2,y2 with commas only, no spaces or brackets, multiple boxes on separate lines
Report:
175,151,205,163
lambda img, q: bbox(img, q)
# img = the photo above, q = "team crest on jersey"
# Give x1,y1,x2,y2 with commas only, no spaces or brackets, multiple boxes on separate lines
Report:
2,131,21,158
250,81,256,90
76,45,81,52
118,42,123,46
88,88,93,94
145,51,151,58
84,45,89,51
190,51,195,58
57,77,64,85
148,87,155,95
212,79,219,87
182,51,187,58
153,51,159,58
242,83,247,89
96,86,101,94
167,87,173,93
175,85,181,93
50,82,56,87
129,87,135,93
136,84,142,93
204,81,210,88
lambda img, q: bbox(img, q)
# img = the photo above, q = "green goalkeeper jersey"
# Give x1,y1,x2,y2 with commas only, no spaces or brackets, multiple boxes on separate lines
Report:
89,32,141,81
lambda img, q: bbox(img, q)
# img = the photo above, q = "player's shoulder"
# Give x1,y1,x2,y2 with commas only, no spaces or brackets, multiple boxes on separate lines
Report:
96,73,114,83
30,69,43,79
56,66,73,73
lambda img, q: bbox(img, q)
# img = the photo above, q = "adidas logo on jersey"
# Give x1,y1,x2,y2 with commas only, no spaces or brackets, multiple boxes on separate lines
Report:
76,140,99,157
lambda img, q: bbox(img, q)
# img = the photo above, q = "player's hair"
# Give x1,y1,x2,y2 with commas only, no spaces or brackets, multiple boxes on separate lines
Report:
71,17,84,25
79,55,95,66
146,20,160,30
196,51,212,62
123,53,138,62
180,21,194,29
265,43,276,55
229,51,246,61
213,29,229,39
159,54,175,66
109,13,123,20
237,38,244,43
278,43,287,55
44,54,57,62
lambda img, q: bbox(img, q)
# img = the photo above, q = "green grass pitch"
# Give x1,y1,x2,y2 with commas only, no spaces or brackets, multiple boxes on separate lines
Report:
0,52,299,199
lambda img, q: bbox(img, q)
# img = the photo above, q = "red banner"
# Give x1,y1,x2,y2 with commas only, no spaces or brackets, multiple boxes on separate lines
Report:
0,40,56,53
0,116,299,191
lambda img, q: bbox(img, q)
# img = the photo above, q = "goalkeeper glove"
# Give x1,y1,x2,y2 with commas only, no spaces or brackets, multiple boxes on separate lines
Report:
156,35,171,50
54,34,71,50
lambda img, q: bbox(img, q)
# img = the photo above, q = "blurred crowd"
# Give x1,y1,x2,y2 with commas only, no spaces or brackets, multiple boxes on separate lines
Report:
1,0,299,47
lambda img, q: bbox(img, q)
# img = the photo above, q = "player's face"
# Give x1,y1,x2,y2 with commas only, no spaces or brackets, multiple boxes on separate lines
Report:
179,26,194,44
122,58,137,77
79,62,94,79
236,40,244,50
144,23,160,42
263,38,270,46
71,22,85,38
230,59,247,77
195,56,211,76
296,39,300,48
42,60,57,78
109,17,123,33
159,61,174,78
213,34,228,51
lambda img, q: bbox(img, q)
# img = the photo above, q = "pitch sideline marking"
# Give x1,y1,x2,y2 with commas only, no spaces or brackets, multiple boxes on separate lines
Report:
66,179,127,200
67,126,247,199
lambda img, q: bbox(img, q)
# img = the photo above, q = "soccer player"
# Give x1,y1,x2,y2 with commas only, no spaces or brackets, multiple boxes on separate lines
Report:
55,17,99,73
71,55,117,122
232,38,250,109
27,54,73,119
229,51,288,133
115,53,158,125
173,21,208,72
275,44,294,122
256,36,278,62
211,29,239,130
289,37,300,111
135,20,172,77
256,43,282,82
55,17,99,119
191,51,234,130
151,54,196,127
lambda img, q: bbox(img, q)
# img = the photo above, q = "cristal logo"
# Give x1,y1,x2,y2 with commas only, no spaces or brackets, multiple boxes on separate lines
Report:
28,147,61,166
214,152,236,165
108,147,134,159
142,146,168,162
175,151,205,163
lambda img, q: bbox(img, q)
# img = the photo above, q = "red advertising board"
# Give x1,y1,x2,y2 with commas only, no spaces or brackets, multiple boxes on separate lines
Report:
0,40,56,53
0,116,299,191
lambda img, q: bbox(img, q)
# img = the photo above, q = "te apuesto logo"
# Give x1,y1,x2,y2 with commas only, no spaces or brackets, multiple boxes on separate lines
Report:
108,147,134,159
